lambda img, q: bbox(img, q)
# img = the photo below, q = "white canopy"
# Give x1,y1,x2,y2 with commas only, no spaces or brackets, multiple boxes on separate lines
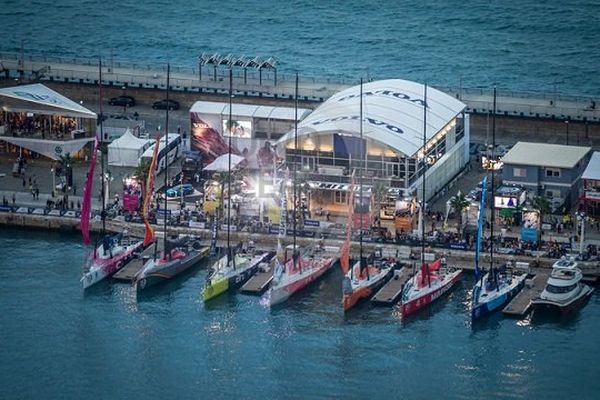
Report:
108,129,152,167
582,151,600,180
0,83,97,119
275,79,465,157
204,153,245,171
190,100,311,121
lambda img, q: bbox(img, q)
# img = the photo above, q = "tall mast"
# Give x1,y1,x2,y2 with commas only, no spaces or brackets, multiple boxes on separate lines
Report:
293,72,298,270
98,59,106,234
227,68,233,266
421,84,430,287
358,78,365,279
489,86,496,276
162,63,170,257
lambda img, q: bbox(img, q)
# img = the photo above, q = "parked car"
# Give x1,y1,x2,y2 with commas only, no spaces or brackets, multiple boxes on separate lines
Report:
152,99,180,110
108,95,136,107
166,183,194,198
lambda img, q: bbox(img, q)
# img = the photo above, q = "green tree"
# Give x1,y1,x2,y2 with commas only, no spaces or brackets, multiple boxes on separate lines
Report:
371,180,388,217
449,191,471,228
531,196,551,224
58,152,74,188
133,161,151,198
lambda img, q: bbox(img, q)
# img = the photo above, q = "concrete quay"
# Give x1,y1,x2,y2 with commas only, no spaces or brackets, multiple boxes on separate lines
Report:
1,52,599,123
2,211,599,279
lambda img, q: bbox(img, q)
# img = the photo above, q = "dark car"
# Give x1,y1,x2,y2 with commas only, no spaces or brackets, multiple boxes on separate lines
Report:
152,99,180,110
108,95,136,107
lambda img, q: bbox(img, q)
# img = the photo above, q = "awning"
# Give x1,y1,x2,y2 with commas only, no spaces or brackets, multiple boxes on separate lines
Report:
204,153,245,171
0,83,97,119
0,136,94,160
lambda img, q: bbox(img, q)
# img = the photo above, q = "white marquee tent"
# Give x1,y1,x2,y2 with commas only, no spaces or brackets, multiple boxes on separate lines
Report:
108,129,152,167
275,78,465,157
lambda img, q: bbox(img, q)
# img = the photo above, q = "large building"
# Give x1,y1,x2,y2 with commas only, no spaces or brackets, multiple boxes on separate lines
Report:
501,142,592,210
189,100,310,168
0,84,97,160
581,151,600,218
274,79,469,211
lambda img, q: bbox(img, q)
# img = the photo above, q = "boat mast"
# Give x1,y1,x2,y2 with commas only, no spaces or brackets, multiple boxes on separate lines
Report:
98,58,106,235
162,63,170,258
422,83,430,287
293,72,298,271
359,78,368,279
227,67,233,268
489,86,497,284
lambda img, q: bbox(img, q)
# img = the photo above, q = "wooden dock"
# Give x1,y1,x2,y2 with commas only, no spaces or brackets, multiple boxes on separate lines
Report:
112,244,159,282
502,272,549,317
371,268,413,306
240,263,273,295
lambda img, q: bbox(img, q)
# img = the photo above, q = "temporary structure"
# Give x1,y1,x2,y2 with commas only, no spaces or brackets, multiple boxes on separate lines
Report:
203,153,245,171
108,129,152,166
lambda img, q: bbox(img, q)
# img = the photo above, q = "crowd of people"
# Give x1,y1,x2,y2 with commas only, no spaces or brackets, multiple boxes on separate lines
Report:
2,112,78,139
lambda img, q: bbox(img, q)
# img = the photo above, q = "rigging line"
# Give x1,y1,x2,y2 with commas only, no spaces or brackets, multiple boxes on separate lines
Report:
98,58,106,235
228,68,233,269
163,63,170,259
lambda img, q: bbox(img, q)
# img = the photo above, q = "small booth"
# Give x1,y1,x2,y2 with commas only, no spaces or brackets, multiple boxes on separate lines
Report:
494,185,527,226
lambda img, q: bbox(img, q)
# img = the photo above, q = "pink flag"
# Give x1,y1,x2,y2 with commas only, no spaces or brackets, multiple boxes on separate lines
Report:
81,139,99,245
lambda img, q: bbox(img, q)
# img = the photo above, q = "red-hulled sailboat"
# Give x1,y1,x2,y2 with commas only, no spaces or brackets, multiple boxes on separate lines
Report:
399,83,462,317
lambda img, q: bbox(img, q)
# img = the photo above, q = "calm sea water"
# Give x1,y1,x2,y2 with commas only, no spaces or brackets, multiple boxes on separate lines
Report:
1,0,599,96
0,228,599,399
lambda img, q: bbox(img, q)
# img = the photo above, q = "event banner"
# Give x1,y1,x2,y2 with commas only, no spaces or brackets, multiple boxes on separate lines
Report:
521,210,540,243
190,113,276,169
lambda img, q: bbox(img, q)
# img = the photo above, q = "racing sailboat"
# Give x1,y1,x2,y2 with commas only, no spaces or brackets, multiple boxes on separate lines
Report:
202,69,271,302
341,79,393,312
81,59,142,290
269,73,338,307
471,87,526,320
400,83,463,317
134,64,208,292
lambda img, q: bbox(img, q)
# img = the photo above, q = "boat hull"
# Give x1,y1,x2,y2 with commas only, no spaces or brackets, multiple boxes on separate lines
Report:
203,253,271,302
81,241,143,290
137,248,208,291
532,285,594,316
471,275,526,320
343,268,393,312
270,259,335,307
401,270,463,317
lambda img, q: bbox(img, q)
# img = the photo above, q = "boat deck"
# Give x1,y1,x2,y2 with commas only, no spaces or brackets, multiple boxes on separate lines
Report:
371,268,413,306
240,263,273,295
502,271,549,317
113,244,160,282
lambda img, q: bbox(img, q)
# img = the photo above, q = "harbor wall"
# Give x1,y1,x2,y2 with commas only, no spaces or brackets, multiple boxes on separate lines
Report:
2,212,599,277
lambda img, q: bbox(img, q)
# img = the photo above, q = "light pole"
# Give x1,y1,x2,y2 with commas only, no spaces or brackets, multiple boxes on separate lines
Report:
577,212,586,257
565,120,569,145
50,166,56,198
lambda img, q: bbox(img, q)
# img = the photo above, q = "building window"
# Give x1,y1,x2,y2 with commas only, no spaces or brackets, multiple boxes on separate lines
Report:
545,168,561,177
334,191,347,204
545,189,561,198
514,168,527,178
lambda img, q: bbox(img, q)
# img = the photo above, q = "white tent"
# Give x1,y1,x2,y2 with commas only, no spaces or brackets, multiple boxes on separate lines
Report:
204,153,245,171
275,79,465,157
108,129,152,166
0,83,97,118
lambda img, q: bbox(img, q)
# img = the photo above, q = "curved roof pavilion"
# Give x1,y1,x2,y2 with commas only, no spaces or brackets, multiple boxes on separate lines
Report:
276,79,466,158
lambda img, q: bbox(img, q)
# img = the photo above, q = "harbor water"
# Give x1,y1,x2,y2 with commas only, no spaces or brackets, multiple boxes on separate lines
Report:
1,229,599,399
1,0,599,96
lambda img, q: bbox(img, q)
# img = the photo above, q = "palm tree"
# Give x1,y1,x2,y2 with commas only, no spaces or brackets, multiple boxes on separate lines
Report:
133,161,151,198
371,180,388,219
58,152,74,188
449,191,471,229
531,196,551,225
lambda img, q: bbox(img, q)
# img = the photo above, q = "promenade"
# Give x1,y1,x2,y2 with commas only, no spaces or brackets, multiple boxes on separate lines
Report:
1,52,599,123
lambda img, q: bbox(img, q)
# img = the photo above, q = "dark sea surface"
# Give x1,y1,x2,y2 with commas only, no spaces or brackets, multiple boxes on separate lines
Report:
0,228,599,399
0,0,599,95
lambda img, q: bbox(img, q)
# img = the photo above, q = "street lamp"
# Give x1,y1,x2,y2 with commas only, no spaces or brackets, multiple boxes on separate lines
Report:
50,166,56,198
565,120,570,145
576,212,587,258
